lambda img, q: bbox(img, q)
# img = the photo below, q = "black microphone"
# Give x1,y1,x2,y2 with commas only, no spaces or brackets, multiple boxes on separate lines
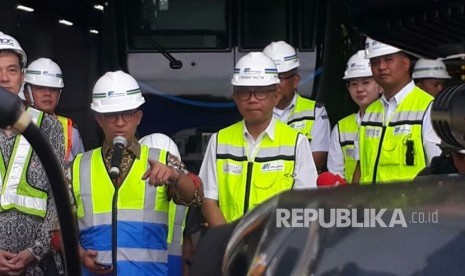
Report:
109,136,128,179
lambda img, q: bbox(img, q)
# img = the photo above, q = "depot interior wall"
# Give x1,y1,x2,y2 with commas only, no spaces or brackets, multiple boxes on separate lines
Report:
0,0,102,150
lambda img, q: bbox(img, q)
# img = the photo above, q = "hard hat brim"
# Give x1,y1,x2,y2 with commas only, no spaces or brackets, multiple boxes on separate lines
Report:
91,99,145,113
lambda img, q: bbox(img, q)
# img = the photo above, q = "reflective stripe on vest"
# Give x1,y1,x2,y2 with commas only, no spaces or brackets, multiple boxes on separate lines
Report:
359,87,433,184
167,203,187,276
217,120,298,222
73,145,170,274
56,116,73,162
337,113,358,183
287,95,316,141
0,108,48,217
94,247,168,264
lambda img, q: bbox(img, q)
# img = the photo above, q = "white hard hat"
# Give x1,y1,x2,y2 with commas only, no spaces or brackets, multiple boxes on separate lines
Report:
231,52,280,86
0,32,27,68
343,50,372,80
412,59,451,79
25,58,64,88
364,37,401,59
262,41,300,73
91,70,145,113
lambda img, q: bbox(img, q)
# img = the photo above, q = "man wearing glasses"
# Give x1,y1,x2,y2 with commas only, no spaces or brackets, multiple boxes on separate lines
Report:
263,41,331,173
73,70,203,275
199,52,318,227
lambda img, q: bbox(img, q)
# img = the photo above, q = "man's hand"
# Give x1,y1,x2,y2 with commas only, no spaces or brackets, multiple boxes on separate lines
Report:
0,249,18,274
1,249,35,275
202,198,227,227
80,248,113,275
142,159,180,186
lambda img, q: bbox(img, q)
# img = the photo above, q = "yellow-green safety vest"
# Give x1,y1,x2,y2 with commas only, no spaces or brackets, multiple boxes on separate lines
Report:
73,145,170,275
337,113,358,183
217,120,299,222
56,115,73,162
0,108,48,217
287,94,316,141
167,202,187,276
359,87,433,184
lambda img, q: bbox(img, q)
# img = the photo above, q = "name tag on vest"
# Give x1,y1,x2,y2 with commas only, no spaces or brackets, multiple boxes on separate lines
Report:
393,125,412,135
223,163,243,174
290,121,305,130
261,160,284,173
365,127,382,138
346,148,355,158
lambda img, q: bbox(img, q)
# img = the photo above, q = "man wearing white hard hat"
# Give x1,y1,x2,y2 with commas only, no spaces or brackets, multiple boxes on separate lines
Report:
0,32,26,95
199,52,317,227
72,70,203,275
263,41,331,172
24,58,84,163
412,58,451,97
352,38,441,184
327,50,382,183
0,32,66,274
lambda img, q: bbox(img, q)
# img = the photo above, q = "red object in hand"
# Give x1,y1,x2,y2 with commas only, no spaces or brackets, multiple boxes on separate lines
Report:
317,172,347,187
51,230,63,253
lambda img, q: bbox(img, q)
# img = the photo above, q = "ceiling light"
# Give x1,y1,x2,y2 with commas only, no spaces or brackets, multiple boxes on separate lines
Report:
16,4,34,12
58,19,73,26
89,29,99,34
93,4,104,11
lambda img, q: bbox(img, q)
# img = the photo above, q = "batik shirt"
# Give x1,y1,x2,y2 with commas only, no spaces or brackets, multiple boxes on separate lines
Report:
102,140,189,201
0,108,65,275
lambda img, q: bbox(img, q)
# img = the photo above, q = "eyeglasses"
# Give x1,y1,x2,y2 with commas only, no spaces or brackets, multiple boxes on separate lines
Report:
234,89,274,101
101,109,138,123
278,73,297,80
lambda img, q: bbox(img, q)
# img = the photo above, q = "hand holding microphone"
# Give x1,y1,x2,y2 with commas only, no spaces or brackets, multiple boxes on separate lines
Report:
109,136,128,179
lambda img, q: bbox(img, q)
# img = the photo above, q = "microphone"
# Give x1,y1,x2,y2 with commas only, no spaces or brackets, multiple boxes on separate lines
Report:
317,172,347,187
109,136,128,179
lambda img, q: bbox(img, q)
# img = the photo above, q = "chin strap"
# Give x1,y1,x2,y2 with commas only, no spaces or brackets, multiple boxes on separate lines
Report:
26,85,35,107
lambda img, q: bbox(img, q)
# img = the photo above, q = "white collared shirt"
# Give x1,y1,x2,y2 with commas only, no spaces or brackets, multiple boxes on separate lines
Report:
200,117,318,200
380,81,414,122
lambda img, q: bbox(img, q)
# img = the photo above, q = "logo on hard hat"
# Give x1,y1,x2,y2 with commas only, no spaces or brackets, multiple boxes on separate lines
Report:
107,90,126,98
350,63,365,72
241,68,269,78
0,38,14,46
366,40,379,49
42,71,56,77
